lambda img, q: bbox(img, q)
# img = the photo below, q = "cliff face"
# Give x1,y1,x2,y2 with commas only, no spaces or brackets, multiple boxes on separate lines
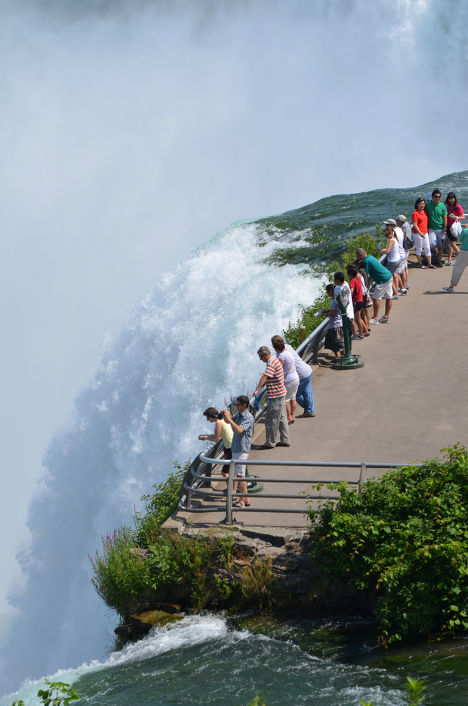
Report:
115,524,374,640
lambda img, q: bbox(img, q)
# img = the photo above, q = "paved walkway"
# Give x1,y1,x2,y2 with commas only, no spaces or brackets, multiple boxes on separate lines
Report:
174,263,468,530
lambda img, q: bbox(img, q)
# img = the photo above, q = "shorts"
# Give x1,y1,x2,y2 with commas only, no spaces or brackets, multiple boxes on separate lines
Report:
232,451,248,478
285,377,299,402
353,300,363,312
429,229,445,250
372,278,393,300
386,259,401,274
396,257,407,275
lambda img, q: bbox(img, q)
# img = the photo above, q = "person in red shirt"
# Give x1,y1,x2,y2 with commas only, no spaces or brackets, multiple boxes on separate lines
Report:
347,263,368,338
412,197,434,268
445,192,465,266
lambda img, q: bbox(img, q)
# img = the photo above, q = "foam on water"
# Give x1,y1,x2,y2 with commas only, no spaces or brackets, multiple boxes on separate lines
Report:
0,614,235,705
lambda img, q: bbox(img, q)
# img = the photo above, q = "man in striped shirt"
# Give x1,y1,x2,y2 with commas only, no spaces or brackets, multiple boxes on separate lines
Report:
254,346,290,449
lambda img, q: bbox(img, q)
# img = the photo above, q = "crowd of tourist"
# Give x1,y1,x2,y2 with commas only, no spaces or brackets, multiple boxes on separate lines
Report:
197,188,468,507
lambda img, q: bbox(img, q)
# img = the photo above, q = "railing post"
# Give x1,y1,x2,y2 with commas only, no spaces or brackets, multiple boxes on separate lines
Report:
358,462,366,494
225,460,235,524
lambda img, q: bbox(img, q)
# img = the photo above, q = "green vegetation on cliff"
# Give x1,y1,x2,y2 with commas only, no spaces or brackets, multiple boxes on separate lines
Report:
283,230,378,348
309,445,468,646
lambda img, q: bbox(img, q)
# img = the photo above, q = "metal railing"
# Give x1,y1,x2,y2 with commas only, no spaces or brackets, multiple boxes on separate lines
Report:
178,314,331,517
178,454,416,524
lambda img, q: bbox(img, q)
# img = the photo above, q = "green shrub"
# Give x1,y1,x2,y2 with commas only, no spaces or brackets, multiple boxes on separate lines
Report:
309,445,468,645
147,532,235,608
12,680,79,706
136,462,187,545
90,527,153,617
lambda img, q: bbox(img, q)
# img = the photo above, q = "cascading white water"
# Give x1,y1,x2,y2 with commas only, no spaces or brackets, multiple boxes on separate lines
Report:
3,219,322,688
3,0,468,693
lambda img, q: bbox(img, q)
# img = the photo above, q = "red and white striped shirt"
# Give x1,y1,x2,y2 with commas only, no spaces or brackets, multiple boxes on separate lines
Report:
265,356,286,398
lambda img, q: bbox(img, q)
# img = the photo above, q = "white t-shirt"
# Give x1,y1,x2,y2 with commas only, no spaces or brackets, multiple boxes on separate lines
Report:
285,343,312,379
393,226,406,259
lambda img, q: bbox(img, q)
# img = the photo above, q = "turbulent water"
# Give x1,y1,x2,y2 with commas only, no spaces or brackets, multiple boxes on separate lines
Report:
3,171,468,703
3,614,467,705
3,0,468,701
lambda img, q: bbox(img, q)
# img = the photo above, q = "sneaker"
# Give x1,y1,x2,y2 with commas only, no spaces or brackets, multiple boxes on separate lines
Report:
351,333,364,340
428,264,436,269
370,318,380,325
442,286,454,293
379,316,390,323
398,289,408,295
446,261,453,266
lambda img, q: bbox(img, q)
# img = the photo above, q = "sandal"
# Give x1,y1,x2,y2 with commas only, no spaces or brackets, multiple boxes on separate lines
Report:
420,265,428,269
233,501,249,509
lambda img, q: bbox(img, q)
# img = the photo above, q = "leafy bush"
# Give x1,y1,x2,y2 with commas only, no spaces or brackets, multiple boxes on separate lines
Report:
91,527,236,617
12,680,79,706
90,528,153,617
135,462,187,546
309,445,468,645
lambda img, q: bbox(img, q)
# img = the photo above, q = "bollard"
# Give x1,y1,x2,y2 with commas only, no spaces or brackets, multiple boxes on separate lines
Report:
331,315,364,370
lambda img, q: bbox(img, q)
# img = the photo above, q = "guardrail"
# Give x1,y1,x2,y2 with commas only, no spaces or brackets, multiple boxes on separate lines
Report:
178,314,331,517
178,454,416,524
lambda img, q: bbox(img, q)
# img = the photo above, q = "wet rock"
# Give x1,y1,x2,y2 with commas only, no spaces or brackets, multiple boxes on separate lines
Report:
129,609,182,636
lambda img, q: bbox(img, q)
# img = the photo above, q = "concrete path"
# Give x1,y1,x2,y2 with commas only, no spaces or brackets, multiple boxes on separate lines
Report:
174,262,468,530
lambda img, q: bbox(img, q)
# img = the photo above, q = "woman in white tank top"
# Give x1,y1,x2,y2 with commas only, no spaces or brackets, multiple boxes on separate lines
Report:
380,221,403,296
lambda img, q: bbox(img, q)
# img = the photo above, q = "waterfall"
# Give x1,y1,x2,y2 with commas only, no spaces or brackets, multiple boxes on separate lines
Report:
2,0,468,692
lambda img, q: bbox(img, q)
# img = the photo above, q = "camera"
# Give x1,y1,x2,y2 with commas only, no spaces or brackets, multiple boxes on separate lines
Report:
217,412,224,420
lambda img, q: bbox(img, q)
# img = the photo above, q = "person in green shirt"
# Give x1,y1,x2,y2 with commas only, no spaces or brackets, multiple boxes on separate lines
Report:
425,189,447,266
356,248,393,323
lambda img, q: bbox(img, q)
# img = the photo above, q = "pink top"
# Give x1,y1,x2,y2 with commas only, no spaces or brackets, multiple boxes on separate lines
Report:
447,203,464,226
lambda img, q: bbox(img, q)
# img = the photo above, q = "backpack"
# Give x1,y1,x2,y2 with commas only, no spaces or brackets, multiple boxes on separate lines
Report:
403,233,413,250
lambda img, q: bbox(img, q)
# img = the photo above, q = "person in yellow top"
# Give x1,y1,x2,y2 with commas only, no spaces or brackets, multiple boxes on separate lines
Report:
199,407,233,458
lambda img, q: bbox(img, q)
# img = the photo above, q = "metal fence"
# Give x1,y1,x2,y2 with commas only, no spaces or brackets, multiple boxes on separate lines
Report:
178,453,412,524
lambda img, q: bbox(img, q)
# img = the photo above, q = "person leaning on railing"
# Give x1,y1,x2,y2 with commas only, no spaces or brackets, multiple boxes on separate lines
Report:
254,346,290,449
198,407,233,485
271,334,316,418
269,336,299,425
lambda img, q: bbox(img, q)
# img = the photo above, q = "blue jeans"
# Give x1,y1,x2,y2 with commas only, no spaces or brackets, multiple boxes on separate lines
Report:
296,374,314,414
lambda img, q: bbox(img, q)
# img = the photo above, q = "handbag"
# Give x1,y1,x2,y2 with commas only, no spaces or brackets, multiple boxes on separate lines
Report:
450,220,462,239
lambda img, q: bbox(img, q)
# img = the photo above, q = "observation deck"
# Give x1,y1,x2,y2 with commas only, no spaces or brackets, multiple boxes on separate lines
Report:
171,263,468,532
